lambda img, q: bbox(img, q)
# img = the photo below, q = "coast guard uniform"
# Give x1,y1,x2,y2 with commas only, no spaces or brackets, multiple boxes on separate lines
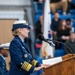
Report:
0,54,9,75
0,47,9,75
9,36,40,75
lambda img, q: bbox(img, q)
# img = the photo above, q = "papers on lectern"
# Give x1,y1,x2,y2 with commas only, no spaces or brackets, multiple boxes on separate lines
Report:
42,57,62,65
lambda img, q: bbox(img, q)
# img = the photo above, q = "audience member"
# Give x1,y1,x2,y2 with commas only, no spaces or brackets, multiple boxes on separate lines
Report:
55,20,70,49
65,32,75,54
66,18,74,32
35,15,43,57
33,0,43,13
50,0,68,15
66,18,72,29
51,12,61,48
35,15,43,39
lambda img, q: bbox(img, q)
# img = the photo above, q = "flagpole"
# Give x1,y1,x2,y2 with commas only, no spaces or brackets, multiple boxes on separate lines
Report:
41,0,55,58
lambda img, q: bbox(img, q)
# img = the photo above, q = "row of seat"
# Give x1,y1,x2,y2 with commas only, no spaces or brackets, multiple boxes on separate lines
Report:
35,9,75,15
51,14,75,20
35,13,75,23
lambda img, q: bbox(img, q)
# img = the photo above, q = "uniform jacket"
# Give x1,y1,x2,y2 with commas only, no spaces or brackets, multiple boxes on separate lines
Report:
9,36,40,75
0,55,9,75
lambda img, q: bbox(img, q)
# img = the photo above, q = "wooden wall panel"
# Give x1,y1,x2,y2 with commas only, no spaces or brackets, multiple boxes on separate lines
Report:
0,19,17,44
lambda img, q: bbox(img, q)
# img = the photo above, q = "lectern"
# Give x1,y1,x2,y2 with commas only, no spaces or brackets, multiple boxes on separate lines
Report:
43,54,75,75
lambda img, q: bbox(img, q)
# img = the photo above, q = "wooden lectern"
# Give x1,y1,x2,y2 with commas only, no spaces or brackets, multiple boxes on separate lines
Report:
43,54,75,75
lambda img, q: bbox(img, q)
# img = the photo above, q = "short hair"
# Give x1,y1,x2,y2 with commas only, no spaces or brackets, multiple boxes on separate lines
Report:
66,18,71,22
12,29,19,36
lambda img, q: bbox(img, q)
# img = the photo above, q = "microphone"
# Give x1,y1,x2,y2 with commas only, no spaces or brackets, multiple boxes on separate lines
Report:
38,34,55,47
38,34,73,56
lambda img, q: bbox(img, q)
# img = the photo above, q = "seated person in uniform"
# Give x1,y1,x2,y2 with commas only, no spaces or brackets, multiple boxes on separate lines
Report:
0,45,9,75
9,20,50,75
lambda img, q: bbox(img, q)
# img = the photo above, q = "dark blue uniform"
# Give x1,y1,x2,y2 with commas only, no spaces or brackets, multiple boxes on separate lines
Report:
0,55,9,75
9,36,40,75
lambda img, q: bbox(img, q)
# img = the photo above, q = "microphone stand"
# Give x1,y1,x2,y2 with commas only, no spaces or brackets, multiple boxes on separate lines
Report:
47,39,73,56
45,40,55,47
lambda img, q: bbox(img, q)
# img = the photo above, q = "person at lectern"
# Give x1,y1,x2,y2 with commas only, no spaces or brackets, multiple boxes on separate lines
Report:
9,20,50,75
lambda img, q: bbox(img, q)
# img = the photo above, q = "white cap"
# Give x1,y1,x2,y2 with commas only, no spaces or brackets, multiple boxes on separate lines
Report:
14,20,28,25
12,20,31,31
0,43,10,49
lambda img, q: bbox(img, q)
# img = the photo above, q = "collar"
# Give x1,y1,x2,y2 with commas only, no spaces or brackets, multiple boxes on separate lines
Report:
15,36,30,53
19,37,24,42
0,54,5,60
15,35,24,42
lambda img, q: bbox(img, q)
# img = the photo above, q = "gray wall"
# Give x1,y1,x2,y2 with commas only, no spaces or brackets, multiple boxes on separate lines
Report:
0,0,32,20
0,0,31,6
